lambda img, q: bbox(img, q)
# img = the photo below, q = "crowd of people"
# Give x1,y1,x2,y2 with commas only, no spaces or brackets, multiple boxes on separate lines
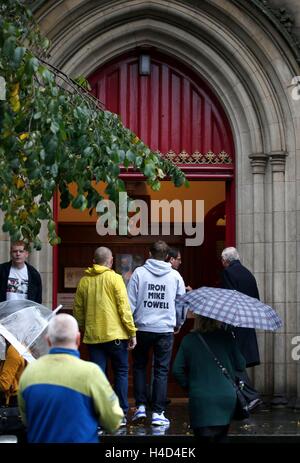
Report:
0,240,263,443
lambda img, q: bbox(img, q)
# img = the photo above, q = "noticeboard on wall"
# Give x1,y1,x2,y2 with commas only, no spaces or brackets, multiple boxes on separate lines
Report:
64,267,85,289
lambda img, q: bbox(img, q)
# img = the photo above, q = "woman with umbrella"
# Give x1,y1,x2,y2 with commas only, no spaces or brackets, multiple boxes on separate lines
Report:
172,314,246,443
173,285,282,442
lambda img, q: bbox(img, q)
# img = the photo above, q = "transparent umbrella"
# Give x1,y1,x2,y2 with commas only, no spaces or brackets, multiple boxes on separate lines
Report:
0,300,62,362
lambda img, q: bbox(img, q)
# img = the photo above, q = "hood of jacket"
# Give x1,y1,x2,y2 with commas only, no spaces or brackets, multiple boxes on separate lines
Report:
143,259,172,277
84,264,111,276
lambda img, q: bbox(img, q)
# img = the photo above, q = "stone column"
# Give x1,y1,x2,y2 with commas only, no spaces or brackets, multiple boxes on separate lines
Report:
0,211,10,263
27,222,53,309
249,153,268,394
269,151,288,406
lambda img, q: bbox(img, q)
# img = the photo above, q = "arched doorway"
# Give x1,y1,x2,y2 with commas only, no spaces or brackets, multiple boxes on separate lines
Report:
57,50,235,396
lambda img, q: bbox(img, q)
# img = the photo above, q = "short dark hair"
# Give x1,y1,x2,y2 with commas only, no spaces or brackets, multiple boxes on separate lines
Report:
150,241,169,260
167,247,179,260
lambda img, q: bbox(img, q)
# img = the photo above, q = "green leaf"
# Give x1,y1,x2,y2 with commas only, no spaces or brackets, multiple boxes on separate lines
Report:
50,121,59,134
47,219,56,232
3,36,16,59
126,150,136,163
39,66,53,83
41,37,50,50
83,146,93,156
151,180,161,191
144,161,155,177
26,57,39,74
13,47,26,67
135,156,143,168
33,237,42,250
2,221,11,232
72,194,87,210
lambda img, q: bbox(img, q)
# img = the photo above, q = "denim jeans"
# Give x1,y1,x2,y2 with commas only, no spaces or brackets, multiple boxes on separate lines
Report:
88,340,129,414
132,331,174,413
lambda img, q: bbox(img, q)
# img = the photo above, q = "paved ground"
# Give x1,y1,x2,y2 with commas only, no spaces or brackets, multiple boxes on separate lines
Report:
2,399,300,445
101,399,300,444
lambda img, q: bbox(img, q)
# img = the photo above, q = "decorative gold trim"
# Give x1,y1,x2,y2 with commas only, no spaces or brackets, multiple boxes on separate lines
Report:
158,150,233,164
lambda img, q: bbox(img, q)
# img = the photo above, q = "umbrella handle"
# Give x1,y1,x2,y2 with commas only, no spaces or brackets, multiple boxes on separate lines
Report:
52,305,63,315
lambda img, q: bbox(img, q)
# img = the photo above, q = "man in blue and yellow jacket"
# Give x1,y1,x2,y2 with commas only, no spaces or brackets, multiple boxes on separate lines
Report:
73,246,137,425
18,314,123,443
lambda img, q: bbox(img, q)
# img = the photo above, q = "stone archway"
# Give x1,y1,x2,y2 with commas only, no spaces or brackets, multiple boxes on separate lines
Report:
25,0,300,402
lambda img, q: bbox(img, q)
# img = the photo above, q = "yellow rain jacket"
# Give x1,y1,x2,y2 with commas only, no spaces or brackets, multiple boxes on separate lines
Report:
73,264,137,344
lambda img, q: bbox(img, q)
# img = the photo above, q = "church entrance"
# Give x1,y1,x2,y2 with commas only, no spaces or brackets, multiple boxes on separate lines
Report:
55,50,235,396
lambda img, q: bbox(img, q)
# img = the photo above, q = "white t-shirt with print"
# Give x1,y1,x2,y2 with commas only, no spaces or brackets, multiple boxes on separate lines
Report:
6,265,29,300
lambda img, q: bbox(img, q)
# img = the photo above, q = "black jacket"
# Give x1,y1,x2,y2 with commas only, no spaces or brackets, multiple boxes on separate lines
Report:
221,260,260,367
0,261,42,303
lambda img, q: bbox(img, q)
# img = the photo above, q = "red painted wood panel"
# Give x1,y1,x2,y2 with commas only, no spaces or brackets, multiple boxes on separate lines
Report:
88,51,235,159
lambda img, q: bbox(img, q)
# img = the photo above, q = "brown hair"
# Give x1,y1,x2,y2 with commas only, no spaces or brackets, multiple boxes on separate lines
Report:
193,315,222,333
11,240,29,251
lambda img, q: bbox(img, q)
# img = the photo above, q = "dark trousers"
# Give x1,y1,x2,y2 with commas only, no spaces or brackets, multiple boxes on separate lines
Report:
88,340,129,414
132,331,173,413
193,424,230,443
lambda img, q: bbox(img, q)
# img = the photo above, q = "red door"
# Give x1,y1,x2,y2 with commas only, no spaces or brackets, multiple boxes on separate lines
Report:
89,51,235,158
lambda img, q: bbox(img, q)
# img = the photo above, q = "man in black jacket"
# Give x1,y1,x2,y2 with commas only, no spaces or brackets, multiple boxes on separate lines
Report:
221,247,262,411
0,241,42,303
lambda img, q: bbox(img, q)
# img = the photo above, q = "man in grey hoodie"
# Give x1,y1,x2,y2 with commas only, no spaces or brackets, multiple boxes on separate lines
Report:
127,241,186,426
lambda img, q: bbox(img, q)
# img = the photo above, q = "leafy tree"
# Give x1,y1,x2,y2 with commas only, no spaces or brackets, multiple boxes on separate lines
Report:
0,0,186,249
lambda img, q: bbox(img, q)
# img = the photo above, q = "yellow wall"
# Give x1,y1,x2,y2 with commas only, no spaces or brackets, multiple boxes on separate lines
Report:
58,181,225,222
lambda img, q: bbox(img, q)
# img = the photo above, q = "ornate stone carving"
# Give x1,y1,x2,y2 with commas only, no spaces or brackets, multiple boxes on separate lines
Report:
251,0,300,63
158,150,233,164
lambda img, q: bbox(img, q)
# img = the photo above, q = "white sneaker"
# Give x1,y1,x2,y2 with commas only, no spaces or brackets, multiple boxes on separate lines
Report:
132,405,146,423
120,416,127,426
151,411,170,426
151,424,170,435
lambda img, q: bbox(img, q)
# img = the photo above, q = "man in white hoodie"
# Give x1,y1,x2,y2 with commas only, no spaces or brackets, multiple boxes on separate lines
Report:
127,241,186,426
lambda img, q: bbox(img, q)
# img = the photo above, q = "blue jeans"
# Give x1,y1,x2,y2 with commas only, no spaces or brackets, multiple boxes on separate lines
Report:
88,340,129,415
132,331,174,413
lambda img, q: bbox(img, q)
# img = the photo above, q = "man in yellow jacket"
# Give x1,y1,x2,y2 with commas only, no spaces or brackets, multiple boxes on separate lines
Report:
73,246,137,426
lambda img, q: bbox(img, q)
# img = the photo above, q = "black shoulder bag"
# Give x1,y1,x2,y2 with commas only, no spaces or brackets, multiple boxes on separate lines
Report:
196,333,250,421
0,405,24,434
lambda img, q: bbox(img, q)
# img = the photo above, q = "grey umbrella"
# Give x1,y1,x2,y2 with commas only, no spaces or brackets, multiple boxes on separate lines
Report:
176,286,282,331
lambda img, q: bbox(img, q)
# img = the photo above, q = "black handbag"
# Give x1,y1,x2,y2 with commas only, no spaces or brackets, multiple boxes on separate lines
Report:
196,333,250,421
0,405,24,434
234,386,250,420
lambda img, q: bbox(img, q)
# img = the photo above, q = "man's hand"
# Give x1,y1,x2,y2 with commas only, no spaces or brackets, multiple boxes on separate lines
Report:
127,336,137,350
174,326,181,335
186,285,193,292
